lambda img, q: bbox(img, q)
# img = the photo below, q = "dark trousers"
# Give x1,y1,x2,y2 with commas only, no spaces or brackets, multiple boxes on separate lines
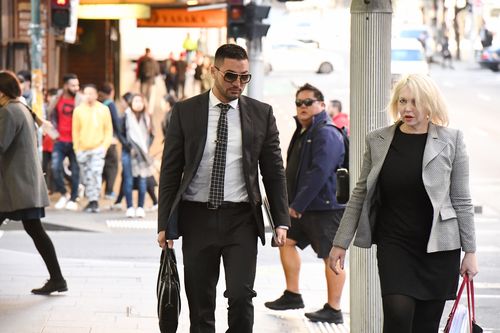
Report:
179,201,258,333
42,151,55,192
51,141,80,201
0,218,63,281
102,144,118,195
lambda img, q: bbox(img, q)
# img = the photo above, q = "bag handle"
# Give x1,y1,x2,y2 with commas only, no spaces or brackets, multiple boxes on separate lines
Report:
444,276,468,332
466,275,477,332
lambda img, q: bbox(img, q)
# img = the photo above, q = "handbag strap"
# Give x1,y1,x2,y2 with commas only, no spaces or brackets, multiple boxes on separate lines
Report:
466,275,477,331
449,276,468,321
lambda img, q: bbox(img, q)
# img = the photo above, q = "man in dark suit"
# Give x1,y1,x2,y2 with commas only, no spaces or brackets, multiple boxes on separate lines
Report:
157,44,290,333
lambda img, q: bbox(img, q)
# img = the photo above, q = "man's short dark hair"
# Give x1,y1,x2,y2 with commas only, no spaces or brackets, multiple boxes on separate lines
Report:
0,70,22,98
82,83,97,92
295,83,324,102
214,44,248,67
62,73,78,84
330,99,342,112
99,82,114,95
17,69,31,82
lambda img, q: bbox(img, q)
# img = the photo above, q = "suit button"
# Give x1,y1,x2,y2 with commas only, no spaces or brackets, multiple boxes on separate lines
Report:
325,200,330,204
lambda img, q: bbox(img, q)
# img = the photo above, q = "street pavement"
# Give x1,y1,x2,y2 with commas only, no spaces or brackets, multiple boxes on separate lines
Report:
0,205,350,333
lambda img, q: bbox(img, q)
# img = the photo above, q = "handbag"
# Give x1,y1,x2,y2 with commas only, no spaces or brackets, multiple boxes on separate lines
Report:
157,248,181,333
444,275,483,333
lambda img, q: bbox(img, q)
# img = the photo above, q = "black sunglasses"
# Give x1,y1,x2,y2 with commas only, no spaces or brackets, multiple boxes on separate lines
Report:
295,98,318,107
214,66,252,84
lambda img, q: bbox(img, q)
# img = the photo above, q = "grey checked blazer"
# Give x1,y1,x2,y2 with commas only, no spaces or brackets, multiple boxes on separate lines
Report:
0,101,50,212
333,122,476,253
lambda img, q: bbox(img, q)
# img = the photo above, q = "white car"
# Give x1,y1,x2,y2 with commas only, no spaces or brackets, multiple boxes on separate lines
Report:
264,40,344,74
391,38,429,85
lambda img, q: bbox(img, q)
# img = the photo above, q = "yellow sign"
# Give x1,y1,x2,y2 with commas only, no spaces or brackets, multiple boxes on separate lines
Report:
137,8,226,28
78,4,151,19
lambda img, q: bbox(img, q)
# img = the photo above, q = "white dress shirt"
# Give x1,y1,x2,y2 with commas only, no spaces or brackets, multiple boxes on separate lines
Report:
183,90,249,202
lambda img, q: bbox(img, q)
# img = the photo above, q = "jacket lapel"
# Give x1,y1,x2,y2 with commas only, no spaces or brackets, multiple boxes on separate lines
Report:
422,122,447,168
191,92,210,171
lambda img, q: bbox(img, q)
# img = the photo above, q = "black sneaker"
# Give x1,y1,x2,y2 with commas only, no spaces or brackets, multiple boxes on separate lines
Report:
84,201,99,213
305,303,343,324
264,290,305,310
91,201,99,213
31,279,68,295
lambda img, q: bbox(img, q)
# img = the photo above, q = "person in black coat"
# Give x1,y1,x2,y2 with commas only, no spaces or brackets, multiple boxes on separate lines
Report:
0,70,67,295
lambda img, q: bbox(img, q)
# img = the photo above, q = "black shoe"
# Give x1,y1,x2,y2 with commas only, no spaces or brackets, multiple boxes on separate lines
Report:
305,303,343,324
91,201,99,213
84,201,99,213
264,290,305,310
31,279,68,295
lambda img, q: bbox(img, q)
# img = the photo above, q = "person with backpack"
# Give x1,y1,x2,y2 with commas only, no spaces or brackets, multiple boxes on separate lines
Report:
265,83,346,324
136,48,159,102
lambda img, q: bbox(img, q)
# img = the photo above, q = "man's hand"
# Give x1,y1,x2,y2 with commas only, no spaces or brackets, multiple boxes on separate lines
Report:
274,228,287,247
328,246,346,274
289,207,302,219
157,231,173,249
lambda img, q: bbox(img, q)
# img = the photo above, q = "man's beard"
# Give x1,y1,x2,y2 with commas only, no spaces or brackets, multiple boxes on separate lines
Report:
67,90,77,97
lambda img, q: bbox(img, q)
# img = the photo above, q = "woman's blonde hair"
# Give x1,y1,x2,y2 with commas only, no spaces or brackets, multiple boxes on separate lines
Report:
387,74,449,126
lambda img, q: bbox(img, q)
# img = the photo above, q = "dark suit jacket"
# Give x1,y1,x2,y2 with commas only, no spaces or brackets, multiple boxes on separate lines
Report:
158,91,290,244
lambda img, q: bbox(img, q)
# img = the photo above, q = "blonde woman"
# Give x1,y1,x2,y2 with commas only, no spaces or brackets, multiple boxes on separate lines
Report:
329,74,478,332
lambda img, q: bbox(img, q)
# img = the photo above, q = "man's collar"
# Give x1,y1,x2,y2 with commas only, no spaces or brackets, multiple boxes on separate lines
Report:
209,89,239,110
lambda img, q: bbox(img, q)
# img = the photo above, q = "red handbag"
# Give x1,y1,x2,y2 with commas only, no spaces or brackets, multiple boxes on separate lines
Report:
444,275,483,333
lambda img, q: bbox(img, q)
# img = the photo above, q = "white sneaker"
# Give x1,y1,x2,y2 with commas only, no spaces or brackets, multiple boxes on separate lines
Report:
135,207,145,218
126,207,135,218
65,200,78,211
149,204,158,212
55,195,69,210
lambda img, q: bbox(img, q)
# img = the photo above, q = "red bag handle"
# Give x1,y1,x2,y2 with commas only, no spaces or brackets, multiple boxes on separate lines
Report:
466,274,477,331
444,276,468,332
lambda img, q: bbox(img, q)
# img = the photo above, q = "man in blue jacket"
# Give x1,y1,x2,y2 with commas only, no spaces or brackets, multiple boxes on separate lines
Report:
265,83,346,324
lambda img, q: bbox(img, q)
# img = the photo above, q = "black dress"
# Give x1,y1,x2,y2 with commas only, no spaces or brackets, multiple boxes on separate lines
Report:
374,126,460,301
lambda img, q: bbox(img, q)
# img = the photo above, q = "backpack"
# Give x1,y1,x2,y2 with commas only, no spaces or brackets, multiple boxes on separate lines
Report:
312,121,349,171
140,58,157,80
312,121,350,204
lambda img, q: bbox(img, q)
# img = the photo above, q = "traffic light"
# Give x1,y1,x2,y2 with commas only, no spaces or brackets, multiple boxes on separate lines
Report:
227,1,247,39
51,0,71,29
244,2,270,40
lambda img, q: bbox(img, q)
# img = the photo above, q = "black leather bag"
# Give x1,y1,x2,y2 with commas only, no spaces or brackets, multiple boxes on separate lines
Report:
157,248,181,333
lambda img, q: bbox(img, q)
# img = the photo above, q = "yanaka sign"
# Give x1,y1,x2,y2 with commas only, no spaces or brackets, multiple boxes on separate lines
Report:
137,8,226,28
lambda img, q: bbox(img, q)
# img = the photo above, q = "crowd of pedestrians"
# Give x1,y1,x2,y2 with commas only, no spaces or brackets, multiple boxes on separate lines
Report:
10,69,169,218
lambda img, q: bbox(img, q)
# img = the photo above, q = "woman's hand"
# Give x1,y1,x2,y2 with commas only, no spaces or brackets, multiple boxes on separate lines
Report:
460,252,479,280
328,246,346,274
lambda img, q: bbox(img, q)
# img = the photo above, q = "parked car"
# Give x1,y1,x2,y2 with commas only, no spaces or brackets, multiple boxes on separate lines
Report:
478,45,500,72
263,40,344,75
391,38,429,85
396,25,436,63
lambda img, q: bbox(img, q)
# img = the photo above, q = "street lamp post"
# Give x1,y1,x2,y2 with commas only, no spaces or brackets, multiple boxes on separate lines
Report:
30,0,44,119
349,0,392,331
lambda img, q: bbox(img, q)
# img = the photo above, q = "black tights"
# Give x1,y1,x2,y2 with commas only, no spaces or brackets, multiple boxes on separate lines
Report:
382,294,446,333
1,218,64,281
